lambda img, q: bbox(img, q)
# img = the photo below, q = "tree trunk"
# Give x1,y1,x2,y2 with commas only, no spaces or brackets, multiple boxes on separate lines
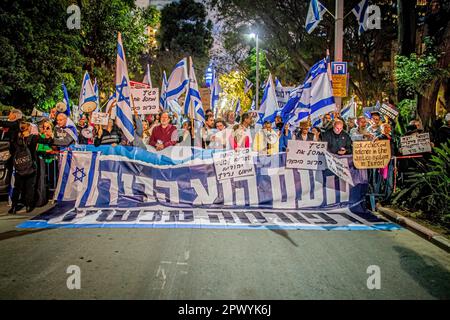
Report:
417,79,441,129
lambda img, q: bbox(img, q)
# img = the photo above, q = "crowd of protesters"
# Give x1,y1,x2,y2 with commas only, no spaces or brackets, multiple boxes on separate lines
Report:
1,104,449,214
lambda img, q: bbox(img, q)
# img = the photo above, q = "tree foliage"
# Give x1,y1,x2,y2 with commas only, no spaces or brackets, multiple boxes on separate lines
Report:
0,0,160,112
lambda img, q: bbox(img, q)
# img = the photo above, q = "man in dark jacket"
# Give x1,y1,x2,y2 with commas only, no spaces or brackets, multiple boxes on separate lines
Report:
322,119,353,155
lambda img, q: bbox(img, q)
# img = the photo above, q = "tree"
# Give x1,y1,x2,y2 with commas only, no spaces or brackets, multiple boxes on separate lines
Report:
209,0,398,106
158,0,213,87
0,0,85,112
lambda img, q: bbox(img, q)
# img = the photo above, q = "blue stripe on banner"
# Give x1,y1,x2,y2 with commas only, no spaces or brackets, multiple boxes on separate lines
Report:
79,152,98,207
57,152,73,202
166,79,189,99
115,105,135,138
16,221,402,231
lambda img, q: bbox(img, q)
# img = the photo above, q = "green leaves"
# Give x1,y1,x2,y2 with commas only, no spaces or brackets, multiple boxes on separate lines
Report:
393,142,450,227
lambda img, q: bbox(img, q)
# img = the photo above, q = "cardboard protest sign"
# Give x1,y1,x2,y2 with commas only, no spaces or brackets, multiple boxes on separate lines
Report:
130,88,159,114
213,148,255,181
379,103,399,120
324,151,354,186
91,112,109,126
286,140,328,170
400,133,432,155
353,140,391,169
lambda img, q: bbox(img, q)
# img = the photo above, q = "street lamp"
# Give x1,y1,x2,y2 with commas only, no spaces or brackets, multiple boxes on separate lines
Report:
249,33,259,110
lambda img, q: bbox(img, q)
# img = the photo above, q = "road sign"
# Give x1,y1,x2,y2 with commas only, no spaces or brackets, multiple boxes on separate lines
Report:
331,62,347,75
331,62,348,97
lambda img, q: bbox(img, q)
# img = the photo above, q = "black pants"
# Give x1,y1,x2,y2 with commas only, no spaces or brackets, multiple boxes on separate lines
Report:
11,172,36,208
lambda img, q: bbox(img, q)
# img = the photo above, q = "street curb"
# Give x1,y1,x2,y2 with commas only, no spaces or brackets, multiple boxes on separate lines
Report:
377,205,450,253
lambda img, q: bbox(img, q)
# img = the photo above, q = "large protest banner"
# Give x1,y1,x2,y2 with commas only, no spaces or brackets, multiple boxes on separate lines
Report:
18,146,399,231
130,88,159,114
286,140,327,170
400,133,432,155
353,140,391,169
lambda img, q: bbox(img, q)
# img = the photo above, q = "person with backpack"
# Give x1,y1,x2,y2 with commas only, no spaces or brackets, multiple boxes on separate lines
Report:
8,121,40,214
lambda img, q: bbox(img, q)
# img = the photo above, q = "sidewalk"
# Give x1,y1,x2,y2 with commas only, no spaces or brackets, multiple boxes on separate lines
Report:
377,204,450,253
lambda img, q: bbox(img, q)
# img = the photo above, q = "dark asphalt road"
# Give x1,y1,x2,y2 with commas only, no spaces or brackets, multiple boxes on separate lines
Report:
0,203,449,299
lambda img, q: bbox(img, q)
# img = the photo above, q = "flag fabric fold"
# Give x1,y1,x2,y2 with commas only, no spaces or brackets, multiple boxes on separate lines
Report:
305,0,327,34
115,32,135,142
184,57,205,123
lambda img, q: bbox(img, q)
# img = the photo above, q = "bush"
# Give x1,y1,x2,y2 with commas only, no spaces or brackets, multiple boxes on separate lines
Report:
393,142,450,227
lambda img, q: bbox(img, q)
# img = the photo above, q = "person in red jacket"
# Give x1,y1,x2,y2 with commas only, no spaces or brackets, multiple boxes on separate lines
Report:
149,112,178,151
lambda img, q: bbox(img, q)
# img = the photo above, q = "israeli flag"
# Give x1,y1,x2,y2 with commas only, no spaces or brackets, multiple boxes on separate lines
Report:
305,0,326,34
105,92,116,119
210,70,220,113
280,85,304,123
64,117,79,142
115,32,135,142
79,71,96,108
275,77,282,88
287,58,336,128
62,82,71,117
184,57,205,123
352,0,369,36
341,96,356,120
311,116,323,128
143,63,153,87
54,151,100,208
244,78,253,94
166,58,189,103
235,98,241,116
250,97,256,111
259,74,278,123
160,70,168,110
93,78,100,112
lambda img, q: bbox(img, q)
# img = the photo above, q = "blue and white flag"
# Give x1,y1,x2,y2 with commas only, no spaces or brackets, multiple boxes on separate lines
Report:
93,78,100,112
105,92,116,119
53,150,100,208
244,78,253,94
260,74,278,123
62,82,71,117
143,63,153,87
184,56,205,123
352,0,369,36
311,117,323,129
210,70,220,113
166,58,189,103
79,71,96,108
275,77,282,88
65,117,79,142
305,0,326,34
235,98,241,116
250,97,256,111
160,70,168,110
341,96,356,120
287,58,336,128
115,32,135,142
